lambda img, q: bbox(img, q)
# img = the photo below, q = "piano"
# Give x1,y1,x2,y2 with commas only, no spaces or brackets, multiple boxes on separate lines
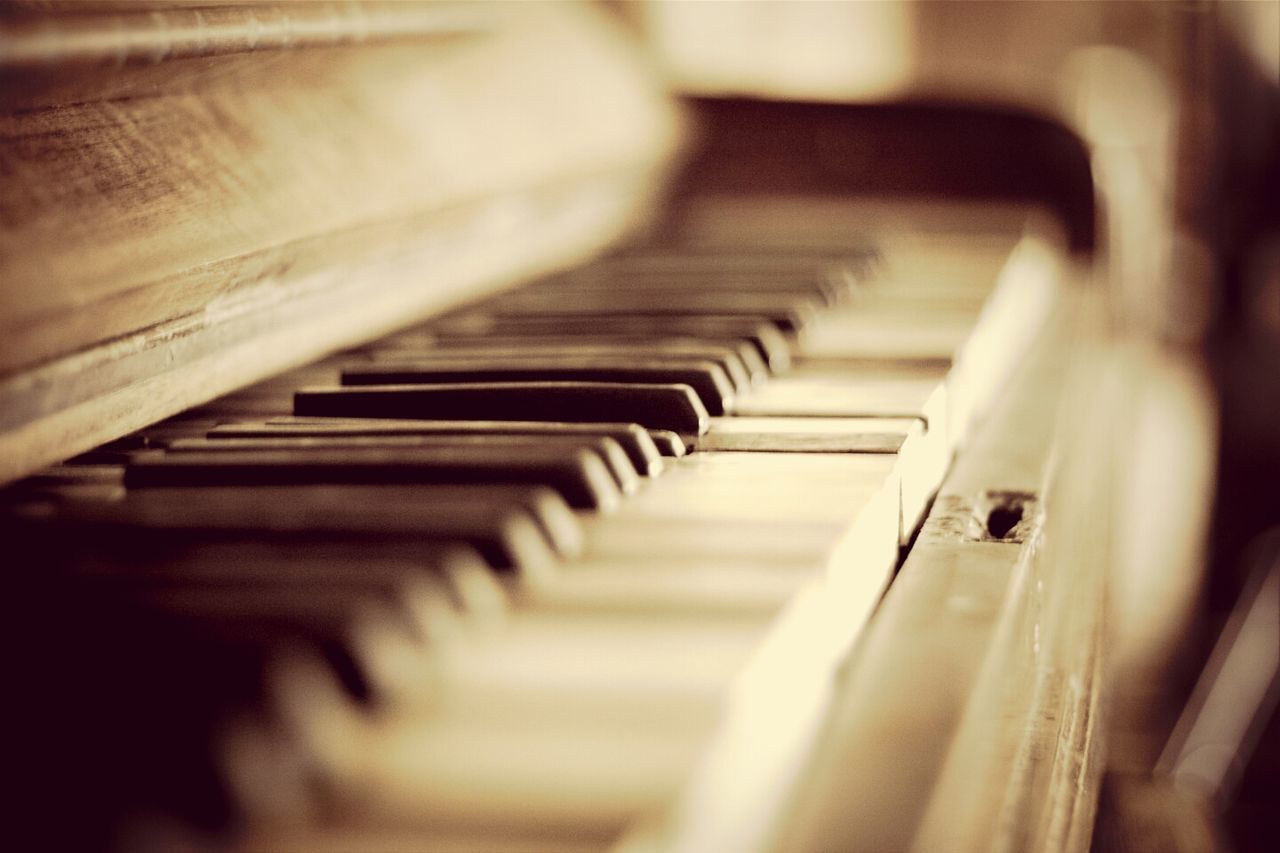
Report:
4,2,1274,851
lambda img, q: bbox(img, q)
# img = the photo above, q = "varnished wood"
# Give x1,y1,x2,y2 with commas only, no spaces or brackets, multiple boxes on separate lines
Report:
766,266,1106,853
0,1,680,484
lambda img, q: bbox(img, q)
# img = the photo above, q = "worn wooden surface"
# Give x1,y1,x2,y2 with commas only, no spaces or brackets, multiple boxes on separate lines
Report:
0,1,680,484
762,261,1109,853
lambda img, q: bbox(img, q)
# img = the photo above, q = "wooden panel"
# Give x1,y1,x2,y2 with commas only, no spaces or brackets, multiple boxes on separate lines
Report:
766,263,1109,853
0,2,681,483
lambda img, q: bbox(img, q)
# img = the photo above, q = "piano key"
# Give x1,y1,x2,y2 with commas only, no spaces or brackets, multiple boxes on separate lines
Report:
237,460,903,843
293,381,711,437
198,418,931,558
283,701,721,843
559,256,854,284
47,483,579,572
701,415,913,452
7,216,1029,853
30,561,374,722
26,509,515,696
591,451,898,528
799,307,979,363
34,594,344,840
60,462,888,621
247,619,774,842
2,463,126,503
57,540,819,835
39,575,458,716
463,291,821,334
45,253,952,717
646,429,687,458
524,557,808,619
561,453,900,595
8,462,123,489
605,247,872,263
590,249,873,285
528,272,849,307
206,417,669,474
102,575,422,638
734,365,947,424
788,267,993,363
358,341,757,394
73,568,773,783
62,414,921,635
162,433,641,497
701,415,939,540
123,444,622,513
340,358,736,416
425,609,777,718
55,491,834,701
76,452,898,705
274,385,928,472
79,582,415,709
67,536,486,599
426,315,792,372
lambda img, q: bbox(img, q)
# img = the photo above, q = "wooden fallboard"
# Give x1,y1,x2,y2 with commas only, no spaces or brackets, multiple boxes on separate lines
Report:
0,1,682,484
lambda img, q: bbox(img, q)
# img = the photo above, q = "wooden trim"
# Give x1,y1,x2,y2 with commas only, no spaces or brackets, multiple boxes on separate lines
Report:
0,1,681,483
764,261,1109,853
0,2,489,67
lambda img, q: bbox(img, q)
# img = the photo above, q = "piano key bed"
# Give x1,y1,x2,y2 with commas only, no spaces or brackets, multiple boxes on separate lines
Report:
4,232,1065,851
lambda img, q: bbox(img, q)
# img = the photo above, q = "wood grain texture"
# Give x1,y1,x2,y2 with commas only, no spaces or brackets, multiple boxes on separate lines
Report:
0,2,489,71
0,1,681,484
911,277,1111,853
766,260,1109,853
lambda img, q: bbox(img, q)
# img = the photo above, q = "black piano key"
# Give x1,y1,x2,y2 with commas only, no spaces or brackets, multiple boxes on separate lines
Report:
646,429,687,458
24,593,321,841
24,483,573,574
607,247,872,263
533,268,850,306
361,340,758,393
206,418,666,477
76,583,399,706
112,584,429,659
467,291,821,334
93,580,420,638
592,249,873,293
123,444,621,513
6,463,123,491
31,493,546,605
340,358,735,416
427,315,792,372
293,381,711,436
162,433,640,497
70,537,485,595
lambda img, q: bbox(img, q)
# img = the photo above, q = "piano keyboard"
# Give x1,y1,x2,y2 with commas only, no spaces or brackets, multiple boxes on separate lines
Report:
5,227,1054,851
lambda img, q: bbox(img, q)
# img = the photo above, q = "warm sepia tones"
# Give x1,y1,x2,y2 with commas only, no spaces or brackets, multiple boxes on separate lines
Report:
2,2,1277,851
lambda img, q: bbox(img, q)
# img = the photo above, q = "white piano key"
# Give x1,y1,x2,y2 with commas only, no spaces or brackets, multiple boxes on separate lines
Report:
701,416,941,541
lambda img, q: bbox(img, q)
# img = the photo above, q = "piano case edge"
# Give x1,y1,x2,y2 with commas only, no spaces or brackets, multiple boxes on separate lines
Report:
0,1,683,485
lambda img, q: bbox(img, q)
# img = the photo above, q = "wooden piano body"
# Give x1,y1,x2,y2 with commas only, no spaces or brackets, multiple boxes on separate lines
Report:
1,2,1235,850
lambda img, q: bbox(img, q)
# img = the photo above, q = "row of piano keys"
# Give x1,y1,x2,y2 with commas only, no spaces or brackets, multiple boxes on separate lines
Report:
6,229,1026,852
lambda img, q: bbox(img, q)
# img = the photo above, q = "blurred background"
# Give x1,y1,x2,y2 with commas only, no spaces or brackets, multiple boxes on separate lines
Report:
3,1,1278,850
630,3,1280,848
